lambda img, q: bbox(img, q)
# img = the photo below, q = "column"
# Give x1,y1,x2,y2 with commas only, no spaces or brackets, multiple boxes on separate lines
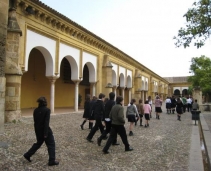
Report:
128,88,132,104
90,82,96,97
142,91,144,102
48,77,57,114
74,81,80,112
121,87,125,101
112,86,117,100
0,0,9,132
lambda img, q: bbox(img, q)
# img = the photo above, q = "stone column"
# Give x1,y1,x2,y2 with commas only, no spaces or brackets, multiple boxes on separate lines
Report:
5,7,22,122
113,86,117,100
193,87,202,110
48,77,58,113
121,87,125,101
74,81,80,112
90,82,96,97
140,91,143,101
0,0,9,132
128,88,132,104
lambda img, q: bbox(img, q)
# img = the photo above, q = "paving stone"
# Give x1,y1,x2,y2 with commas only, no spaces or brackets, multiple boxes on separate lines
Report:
0,108,194,171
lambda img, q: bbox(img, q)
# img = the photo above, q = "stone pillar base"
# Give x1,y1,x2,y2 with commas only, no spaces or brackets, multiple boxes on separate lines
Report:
0,77,6,133
5,109,21,122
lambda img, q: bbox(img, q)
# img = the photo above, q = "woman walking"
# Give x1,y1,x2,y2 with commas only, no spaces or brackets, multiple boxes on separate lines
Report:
171,96,177,114
80,94,91,130
143,100,151,127
154,96,162,119
126,99,139,136
176,97,183,121
148,96,153,118
136,99,144,126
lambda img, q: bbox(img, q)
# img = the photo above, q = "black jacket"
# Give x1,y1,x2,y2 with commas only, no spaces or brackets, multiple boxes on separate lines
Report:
93,99,105,120
33,105,52,137
104,100,115,118
83,101,90,118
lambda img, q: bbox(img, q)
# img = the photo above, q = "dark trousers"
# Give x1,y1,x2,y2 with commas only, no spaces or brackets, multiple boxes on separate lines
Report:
25,132,55,162
99,120,117,143
103,124,129,151
87,119,104,139
187,104,192,112
183,105,187,113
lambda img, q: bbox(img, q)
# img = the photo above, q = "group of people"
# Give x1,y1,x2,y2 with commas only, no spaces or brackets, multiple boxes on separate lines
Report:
165,95,199,121
23,94,200,165
81,93,166,154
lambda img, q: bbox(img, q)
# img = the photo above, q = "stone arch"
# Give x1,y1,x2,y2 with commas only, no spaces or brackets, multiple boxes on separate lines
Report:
145,81,148,91
30,46,54,76
119,73,125,87
25,29,56,76
142,80,144,90
174,89,180,96
85,62,96,83
64,55,79,80
21,48,50,109
112,70,117,86
126,75,132,88
182,89,188,96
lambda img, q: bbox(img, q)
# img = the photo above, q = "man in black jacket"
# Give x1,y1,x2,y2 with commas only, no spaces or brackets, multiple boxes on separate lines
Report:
23,97,59,166
86,93,105,142
97,92,119,146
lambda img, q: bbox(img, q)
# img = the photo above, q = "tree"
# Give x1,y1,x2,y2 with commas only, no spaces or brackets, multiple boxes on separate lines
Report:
188,55,211,96
174,0,211,48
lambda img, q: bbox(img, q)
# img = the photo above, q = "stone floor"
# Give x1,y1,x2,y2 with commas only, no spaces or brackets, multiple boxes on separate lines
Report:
0,108,194,171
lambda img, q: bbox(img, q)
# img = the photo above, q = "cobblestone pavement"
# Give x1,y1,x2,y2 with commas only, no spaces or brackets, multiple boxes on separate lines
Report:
0,109,193,171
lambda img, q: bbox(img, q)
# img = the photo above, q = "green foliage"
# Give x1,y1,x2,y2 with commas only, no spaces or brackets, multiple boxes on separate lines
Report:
188,85,193,95
188,55,211,95
174,0,211,48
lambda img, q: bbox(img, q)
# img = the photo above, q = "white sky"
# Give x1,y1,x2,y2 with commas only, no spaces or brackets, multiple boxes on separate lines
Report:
40,0,211,77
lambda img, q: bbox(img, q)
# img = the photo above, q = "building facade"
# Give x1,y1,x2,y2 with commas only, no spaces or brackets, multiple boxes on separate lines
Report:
2,0,191,122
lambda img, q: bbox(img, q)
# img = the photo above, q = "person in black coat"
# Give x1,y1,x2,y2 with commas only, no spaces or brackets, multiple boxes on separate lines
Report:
97,92,119,146
23,97,59,166
86,93,105,142
88,96,97,129
176,97,183,121
80,94,91,130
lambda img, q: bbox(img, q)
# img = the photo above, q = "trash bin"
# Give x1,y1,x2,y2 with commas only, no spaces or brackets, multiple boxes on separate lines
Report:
191,110,201,125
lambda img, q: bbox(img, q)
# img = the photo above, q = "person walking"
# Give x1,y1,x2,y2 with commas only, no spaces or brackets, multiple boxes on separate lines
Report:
165,96,171,114
86,93,105,142
192,99,199,110
97,92,119,146
176,97,183,121
143,100,151,127
88,96,97,130
154,96,162,119
102,96,133,154
23,97,59,166
171,96,177,114
136,99,144,126
147,96,153,118
186,97,192,112
126,99,139,136
181,96,187,113
80,94,91,130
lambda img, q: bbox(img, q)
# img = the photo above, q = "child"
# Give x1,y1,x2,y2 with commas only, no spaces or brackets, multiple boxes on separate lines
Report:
143,100,151,127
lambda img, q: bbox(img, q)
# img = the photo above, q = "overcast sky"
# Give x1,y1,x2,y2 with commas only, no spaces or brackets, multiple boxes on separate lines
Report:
40,0,211,77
